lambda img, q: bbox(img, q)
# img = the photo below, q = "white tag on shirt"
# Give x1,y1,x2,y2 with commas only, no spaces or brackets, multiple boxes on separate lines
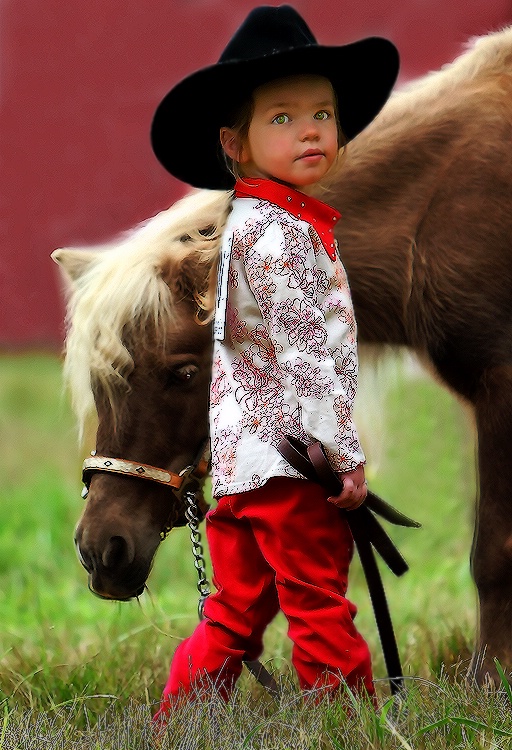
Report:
213,235,232,341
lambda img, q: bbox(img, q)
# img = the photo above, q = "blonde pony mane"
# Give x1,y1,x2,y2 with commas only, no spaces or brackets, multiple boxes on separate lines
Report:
364,25,512,138
55,189,231,437
320,25,512,201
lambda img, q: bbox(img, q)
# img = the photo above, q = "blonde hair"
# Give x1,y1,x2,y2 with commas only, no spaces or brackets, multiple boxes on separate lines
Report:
222,98,255,181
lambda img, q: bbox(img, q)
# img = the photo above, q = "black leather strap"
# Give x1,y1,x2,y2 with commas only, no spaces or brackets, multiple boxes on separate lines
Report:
306,442,410,576
244,660,280,700
277,436,420,695
346,509,405,695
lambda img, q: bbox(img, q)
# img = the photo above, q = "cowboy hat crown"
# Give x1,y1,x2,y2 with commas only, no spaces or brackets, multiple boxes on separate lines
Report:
218,5,316,62
151,5,399,189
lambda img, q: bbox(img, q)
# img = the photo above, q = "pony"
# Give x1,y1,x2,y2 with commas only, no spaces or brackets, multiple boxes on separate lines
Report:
53,25,512,684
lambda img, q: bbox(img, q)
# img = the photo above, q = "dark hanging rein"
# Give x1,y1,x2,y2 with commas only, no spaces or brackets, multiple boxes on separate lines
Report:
81,438,419,700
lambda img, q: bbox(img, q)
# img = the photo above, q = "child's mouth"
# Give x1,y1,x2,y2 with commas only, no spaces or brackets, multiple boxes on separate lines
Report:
297,149,324,161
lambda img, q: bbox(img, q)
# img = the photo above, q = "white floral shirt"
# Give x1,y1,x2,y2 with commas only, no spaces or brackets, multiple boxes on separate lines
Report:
210,178,365,498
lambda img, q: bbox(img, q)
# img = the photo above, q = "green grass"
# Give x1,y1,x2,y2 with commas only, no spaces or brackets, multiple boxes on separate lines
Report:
0,352,502,748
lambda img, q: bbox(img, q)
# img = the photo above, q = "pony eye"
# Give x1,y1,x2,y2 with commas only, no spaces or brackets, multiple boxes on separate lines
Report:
168,363,199,385
176,364,198,381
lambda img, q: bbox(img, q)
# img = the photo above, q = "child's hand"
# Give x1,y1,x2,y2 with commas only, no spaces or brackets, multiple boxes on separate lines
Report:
327,464,367,510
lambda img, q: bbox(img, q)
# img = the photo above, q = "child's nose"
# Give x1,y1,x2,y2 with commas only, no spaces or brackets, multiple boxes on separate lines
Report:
299,119,320,141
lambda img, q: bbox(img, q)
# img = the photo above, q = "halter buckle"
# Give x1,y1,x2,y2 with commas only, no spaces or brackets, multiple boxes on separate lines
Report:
177,464,198,497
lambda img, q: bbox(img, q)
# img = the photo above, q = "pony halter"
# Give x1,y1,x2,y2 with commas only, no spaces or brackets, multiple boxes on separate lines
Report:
83,455,189,493
81,443,210,501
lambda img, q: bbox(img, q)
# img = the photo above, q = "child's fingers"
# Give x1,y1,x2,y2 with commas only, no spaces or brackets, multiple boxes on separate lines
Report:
328,494,366,509
327,477,367,509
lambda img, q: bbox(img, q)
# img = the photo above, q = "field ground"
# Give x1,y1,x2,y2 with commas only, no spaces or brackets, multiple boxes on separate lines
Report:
1,352,510,748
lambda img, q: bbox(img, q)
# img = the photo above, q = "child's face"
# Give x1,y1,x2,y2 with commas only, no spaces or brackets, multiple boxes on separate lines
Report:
222,75,339,191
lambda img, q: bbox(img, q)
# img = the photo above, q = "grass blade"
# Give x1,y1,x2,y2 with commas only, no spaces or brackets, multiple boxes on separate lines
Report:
0,705,9,749
494,657,512,705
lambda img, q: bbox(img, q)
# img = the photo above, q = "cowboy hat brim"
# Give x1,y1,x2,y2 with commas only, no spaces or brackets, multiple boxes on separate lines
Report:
151,37,399,190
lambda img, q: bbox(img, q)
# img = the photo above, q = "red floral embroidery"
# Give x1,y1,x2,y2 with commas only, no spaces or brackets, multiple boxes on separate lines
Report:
210,196,365,496
210,353,232,409
272,298,328,355
226,305,249,344
283,357,334,398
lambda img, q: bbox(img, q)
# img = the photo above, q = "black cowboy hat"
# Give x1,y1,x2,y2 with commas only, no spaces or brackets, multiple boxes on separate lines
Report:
151,4,399,190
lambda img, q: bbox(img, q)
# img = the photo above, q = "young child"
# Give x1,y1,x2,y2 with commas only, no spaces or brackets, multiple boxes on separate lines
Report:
151,5,399,713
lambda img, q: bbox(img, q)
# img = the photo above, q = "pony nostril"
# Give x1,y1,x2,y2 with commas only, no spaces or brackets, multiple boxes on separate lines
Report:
102,536,133,569
75,539,93,573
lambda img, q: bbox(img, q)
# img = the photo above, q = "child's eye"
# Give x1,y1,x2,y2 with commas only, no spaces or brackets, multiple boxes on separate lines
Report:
314,110,331,121
272,114,289,125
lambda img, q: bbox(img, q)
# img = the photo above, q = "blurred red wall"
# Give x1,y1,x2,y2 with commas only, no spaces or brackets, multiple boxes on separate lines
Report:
1,0,511,347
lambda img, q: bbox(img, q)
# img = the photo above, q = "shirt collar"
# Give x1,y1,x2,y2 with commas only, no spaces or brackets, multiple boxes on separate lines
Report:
234,177,341,261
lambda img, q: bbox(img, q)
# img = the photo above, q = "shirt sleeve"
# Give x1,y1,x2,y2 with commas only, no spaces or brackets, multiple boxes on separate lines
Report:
243,219,365,472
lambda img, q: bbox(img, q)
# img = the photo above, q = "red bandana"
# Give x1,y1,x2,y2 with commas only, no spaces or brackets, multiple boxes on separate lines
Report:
234,178,341,261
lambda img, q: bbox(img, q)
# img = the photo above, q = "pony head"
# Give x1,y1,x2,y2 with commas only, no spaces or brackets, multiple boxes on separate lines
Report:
53,188,230,600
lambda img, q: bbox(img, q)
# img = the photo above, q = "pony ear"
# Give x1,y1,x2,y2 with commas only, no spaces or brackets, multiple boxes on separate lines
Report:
51,248,101,282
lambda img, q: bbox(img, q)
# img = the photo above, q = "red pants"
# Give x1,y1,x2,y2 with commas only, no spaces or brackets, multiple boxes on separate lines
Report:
156,477,373,715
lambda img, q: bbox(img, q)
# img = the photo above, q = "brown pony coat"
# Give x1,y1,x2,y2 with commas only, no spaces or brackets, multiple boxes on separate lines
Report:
54,26,512,682
328,27,512,681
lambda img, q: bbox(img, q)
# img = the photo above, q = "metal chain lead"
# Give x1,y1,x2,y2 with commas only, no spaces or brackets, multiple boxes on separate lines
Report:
184,489,211,620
